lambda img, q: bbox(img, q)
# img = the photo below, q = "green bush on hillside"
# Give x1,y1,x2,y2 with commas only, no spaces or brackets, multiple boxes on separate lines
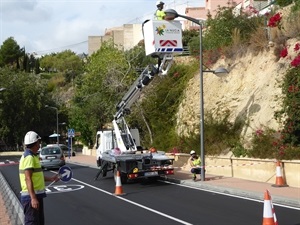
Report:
276,0,293,7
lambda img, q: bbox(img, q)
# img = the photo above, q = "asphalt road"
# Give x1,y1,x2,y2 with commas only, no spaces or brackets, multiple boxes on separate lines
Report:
1,155,300,225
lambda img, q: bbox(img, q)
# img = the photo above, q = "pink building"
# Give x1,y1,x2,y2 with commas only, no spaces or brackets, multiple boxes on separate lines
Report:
184,0,273,30
184,0,232,30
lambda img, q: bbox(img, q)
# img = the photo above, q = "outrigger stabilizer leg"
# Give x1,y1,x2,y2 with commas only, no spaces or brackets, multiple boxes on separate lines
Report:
94,161,108,181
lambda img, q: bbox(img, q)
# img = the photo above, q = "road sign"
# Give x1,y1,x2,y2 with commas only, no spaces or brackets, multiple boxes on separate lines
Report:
58,166,73,182
68,129,75,138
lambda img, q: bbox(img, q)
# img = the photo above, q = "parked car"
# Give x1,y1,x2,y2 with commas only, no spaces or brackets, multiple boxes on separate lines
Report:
58,144,76,157
39,145,65,170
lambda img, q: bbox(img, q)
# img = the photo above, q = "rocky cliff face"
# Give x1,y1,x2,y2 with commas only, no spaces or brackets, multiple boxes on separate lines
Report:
176,38,299,144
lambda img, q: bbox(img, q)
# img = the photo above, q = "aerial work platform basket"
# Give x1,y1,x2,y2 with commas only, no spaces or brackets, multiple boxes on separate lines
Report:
143,20,183,56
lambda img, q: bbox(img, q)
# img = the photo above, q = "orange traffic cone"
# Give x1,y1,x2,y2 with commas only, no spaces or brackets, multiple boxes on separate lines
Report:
262,190,278,225
272,161,288,187
114,169,126,196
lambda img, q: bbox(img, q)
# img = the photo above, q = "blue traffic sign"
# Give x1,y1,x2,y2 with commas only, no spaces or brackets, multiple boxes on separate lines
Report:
58,166,73,182
68,128,75,138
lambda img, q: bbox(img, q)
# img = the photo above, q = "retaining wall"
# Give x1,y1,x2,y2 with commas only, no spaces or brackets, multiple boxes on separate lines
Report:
81,148,300,188
171,153,300,188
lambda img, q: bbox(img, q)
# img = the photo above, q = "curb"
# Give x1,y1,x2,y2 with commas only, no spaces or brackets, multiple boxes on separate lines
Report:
0,172,24,225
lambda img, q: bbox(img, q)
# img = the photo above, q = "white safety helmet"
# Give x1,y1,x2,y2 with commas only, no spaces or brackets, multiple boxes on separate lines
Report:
190,150,196,155
24,131,41,145
156,1,164,6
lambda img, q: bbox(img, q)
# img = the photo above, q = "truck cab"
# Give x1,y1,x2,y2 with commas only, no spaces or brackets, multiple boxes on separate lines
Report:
95,128,140,167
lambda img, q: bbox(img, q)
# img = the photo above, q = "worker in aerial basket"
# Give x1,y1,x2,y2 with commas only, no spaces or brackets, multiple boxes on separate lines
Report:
188,150,204,181
154,1,166,20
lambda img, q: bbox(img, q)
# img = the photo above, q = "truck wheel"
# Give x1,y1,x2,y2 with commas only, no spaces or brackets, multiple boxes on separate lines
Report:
148,176,159,182
96,158,101,167
113,170,127,184
102,163,108,177
120,173,128,184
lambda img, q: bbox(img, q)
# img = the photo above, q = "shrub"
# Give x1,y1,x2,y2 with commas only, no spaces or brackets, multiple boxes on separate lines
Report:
249,127,300,160
232,142,248,157
175,111,243,155
204,6,264,52
248,128,279,159
275,0,293,7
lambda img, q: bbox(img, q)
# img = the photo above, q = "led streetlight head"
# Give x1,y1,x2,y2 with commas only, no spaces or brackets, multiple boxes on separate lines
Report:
164,9,178,21
213,67,229,78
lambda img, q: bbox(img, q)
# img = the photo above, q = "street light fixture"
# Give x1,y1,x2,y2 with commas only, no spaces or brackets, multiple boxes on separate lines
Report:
164,9,229,181
45,105,59,144
0,88,6,92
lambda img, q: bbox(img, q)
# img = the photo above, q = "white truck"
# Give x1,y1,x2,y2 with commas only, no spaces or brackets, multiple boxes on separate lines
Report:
95,19,183,183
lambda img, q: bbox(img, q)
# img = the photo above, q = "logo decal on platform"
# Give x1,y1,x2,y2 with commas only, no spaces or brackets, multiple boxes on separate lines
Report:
156,25,166,36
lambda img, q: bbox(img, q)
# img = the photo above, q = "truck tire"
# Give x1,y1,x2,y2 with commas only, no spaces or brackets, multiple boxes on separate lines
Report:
120,173,128,184
113,170,127,184
96,157,101,167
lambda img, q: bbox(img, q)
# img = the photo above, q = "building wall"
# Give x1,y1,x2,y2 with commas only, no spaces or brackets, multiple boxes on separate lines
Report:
184,0,272,30
88,24,143,55
206,0,235,17
88,36,102,56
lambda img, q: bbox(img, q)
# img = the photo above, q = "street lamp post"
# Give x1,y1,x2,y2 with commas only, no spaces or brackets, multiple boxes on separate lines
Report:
45,105,59,144
164,9,228,181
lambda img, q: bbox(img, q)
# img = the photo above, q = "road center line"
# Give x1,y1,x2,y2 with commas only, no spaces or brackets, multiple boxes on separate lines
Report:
72,178,192,225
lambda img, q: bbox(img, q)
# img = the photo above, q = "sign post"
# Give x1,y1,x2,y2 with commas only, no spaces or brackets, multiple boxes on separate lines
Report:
67,129,75,159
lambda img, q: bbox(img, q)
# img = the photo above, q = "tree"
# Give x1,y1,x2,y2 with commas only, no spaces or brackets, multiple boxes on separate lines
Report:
0,37,24,69
39,50,84,82
0,67,53,146
70,41,136,145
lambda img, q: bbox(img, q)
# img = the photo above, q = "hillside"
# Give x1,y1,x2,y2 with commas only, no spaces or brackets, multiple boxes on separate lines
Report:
176,38,299,146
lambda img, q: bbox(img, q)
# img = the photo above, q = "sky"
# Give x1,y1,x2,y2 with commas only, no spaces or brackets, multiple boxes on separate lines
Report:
0,0,203,55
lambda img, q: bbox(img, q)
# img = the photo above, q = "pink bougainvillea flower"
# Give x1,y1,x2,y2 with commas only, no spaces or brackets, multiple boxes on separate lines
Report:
294,43,300,51
291,55,300,67
288,85,295,93
268,12,282,27
280,47,288,58
173,72,180,78
256,129,263,136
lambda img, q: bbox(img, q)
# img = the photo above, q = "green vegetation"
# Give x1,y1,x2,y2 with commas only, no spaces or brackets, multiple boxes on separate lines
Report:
0,67,56,146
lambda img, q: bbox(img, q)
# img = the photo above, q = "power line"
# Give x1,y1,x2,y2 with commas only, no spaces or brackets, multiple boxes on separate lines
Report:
34,40,88,54
33,0,202,54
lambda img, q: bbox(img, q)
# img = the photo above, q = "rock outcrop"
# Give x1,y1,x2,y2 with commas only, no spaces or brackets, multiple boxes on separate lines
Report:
176,38,300,142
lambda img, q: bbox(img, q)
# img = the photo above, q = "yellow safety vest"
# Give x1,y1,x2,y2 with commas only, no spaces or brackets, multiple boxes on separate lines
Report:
19,149,46,200
192,158,201,166
155,10,166,20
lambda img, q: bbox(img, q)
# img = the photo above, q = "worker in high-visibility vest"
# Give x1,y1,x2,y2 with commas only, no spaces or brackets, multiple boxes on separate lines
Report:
19,131,59,225
154,1,166,20
188,150,203,181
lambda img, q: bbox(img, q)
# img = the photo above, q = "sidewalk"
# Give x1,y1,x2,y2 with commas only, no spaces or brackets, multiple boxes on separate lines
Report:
67,153,300,208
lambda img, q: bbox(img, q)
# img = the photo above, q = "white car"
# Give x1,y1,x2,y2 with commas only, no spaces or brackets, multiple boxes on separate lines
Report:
39,145,65,169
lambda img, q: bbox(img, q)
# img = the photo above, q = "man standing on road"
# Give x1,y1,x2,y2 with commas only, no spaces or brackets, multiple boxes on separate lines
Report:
19,131,59,225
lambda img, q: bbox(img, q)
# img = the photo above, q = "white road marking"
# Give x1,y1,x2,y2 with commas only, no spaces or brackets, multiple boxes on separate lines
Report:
72,177,193,225
46,184,84,194
159,180,300,211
